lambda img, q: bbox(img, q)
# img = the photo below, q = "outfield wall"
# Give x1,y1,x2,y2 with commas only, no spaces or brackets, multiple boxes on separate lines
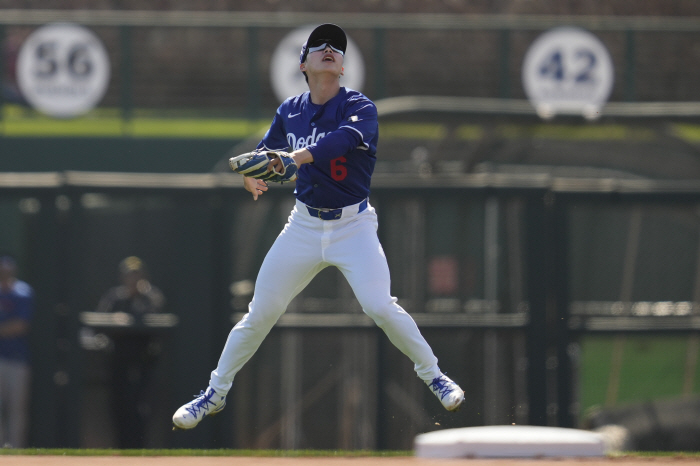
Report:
2,173,700,449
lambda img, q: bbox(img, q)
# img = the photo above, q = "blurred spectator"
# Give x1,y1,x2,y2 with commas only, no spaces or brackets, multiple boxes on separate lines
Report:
97,256,165,449
0,254,33,448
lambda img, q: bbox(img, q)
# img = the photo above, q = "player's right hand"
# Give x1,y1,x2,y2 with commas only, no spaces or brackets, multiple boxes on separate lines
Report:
244,176,268,201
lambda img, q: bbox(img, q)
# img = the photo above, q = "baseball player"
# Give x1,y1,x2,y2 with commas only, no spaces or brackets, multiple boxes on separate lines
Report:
0,255,33,448
173,23,464,431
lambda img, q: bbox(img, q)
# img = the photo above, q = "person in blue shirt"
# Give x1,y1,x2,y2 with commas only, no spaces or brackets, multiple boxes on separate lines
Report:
173,24,464,431
0,255,33,448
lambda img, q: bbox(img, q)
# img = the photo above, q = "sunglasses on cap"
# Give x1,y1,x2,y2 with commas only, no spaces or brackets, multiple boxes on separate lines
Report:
307,41,344,56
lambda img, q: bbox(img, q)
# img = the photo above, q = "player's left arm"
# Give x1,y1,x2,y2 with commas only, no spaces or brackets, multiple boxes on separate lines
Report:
266,97,377,176
0,290,32,338
265,148,311,178
289,148,314,166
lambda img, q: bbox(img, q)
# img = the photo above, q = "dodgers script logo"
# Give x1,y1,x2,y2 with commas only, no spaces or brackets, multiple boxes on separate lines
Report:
287,127,326,150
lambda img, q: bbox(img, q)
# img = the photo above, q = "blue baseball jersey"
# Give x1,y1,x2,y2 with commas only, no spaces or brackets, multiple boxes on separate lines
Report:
258,87,378,209
0,280,33,363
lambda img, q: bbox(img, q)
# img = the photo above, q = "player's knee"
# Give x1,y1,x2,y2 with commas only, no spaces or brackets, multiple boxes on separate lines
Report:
247,296,288,327
362,299,400,326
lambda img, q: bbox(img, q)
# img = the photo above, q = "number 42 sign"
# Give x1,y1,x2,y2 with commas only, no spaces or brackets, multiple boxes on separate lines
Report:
522,27,614,120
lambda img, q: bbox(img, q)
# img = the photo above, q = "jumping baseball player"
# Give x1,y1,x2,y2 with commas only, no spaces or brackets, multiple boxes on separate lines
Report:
172,23,464,431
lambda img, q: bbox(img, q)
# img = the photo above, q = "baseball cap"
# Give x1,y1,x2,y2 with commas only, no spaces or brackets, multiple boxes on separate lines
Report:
119,256,144,275
299,23,347,64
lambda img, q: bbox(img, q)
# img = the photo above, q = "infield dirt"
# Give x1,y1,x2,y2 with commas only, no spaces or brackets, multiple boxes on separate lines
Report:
4,456,700,466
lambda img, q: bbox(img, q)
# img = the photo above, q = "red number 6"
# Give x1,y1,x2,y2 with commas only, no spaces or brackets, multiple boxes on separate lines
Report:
330,156,347,181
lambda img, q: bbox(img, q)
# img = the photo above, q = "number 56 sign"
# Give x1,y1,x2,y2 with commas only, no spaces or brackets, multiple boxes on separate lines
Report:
17,23,110,118
522,27,614,120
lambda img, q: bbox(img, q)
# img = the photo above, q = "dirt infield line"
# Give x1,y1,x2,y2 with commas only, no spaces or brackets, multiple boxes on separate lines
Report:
4,456,700,466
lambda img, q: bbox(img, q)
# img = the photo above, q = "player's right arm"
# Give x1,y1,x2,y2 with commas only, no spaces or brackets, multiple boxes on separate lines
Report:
245,105,289,200
304,96,377,164
244,177,269,201
257,105,290,153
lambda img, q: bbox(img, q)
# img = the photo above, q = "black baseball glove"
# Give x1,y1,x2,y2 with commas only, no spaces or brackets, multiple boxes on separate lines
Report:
229,150,298,184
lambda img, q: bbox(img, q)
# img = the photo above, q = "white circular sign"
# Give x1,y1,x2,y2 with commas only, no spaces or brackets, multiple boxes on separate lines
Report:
270,26,365,103
17,23,110,118
522,27,614,120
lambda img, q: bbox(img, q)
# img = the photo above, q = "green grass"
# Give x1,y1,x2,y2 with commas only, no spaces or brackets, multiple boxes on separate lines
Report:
580,336,615,410
0,104,271,138
580,335,700,416
0,449,411,457
380,122,448,140
0,116,270,139
672,123,700,142
2,104,668,142
2,118,270,139
496,124,656,140
454,124,484,141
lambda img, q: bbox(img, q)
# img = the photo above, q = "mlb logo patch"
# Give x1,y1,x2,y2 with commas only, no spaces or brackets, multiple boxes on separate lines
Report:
348,115,359,122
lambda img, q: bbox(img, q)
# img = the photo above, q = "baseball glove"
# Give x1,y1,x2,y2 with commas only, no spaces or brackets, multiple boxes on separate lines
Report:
229,150,298,184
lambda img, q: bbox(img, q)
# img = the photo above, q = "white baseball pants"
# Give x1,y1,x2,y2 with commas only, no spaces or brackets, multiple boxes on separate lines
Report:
0,358,30,448
210,199,441,396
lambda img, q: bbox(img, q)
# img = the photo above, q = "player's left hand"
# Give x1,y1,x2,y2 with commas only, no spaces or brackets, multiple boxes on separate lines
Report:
268,156,284,173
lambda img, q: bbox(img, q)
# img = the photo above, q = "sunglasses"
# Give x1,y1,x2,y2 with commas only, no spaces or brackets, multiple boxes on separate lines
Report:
307,42,344,56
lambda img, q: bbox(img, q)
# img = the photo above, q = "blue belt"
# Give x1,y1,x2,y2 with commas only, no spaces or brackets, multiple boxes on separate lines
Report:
306,199,368,220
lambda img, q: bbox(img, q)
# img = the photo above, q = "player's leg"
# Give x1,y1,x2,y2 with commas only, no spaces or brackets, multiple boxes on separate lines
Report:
0,359,7,445
209,252,326,395
328,207,464,411
328,210,439,380
173,206,326,429
2,359,30,448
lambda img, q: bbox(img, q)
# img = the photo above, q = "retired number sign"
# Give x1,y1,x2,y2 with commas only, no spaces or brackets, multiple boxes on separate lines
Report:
17,23,110,118
522,27,614,120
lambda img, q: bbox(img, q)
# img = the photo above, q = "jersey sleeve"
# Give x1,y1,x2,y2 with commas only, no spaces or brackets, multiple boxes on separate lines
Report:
13,281,33,321
306,97,377,163
257,107,290,152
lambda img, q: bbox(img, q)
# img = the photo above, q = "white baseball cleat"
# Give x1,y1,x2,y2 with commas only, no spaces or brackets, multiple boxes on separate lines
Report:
172,386,226,430
427,374,465,412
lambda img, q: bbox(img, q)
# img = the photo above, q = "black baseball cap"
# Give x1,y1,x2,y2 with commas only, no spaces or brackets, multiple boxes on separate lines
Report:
299,23,347,64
